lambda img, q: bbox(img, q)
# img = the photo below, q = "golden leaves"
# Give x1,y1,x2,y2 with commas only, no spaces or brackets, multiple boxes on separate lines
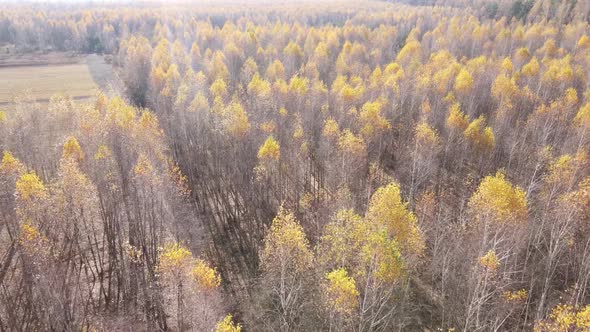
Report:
215,314,241,332
535,304,590,332
338,129,366,158
469,172,528,225
210,78,228,99
541,56,574,86
325,268,359,315
289,75,309,96
247,72,271,99
491,74,518,101
192,259,222,291
463,116,495,153
521,57,540,77
446,103,469,132
479,249,499,272
359,100,391,138
0,151,23,174
63,136,84,162
223,100,251,137
574,102,590,128
158,242,193,276
454,68,474,96
396,39,421,64
366,183,425,256
415,122,441,149
322,117,340,139
16,171,47,201
502,289,527,303
257,136,280,162
260,207,313,275
158,242,222,291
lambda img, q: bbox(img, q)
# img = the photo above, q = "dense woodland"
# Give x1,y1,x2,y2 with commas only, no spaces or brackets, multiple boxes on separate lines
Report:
1,0,590,331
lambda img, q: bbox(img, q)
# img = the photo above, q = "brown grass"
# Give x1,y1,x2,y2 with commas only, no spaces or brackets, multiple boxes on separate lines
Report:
0,59,100,105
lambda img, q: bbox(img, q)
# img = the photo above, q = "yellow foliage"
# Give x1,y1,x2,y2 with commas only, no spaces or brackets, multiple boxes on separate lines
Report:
521,57,540,77
360,100,391,138
501,57,513,73
322,117,340,139
247,73,271,99
279,106,288,116
260,207,313,274
133,154,155,177
63,136,84,161
16,171,47,201
463,116,495,152
94,145,111,160
19,222,42,246
396,39,421,63
491,74,518,101
107,97,136,129
325,268,359,315
479,249,499,272
469,172,528,225
563,87,578,107
338,129,366,158
542,56,574,85
158,242,193,277
223,100,251,136
577,35,590,50
215,314,241,332
535,304,590,332
293,122,304,140
366,230,405,283
544,151,588,187
446,103,469,132
515,47,531,63
284,41,303,58
257,136,280,162
367,183,424,256
139,110,161,135
319,209,366,269
18,222,46,254
188,93,210,113
289,75,309,96
0,151,22,174
320,209,405,284
415,122,441,149
433,63,460,94
574,102,590,128
192,258,221,291
266,59,285,81
210,78,228,98
454,68,474,95
502,289,527,303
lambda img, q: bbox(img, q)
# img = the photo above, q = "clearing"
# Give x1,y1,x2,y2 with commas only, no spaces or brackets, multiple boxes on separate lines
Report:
0,52,117,106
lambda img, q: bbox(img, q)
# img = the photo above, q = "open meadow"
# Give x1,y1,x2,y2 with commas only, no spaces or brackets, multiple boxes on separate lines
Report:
0,52,114,105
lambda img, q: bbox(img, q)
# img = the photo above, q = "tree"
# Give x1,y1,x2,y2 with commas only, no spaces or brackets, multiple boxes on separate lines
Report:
259,207,314,331
215,315,242,332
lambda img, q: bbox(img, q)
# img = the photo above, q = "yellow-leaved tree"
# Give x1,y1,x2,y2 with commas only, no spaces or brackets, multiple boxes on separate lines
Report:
259,207,314,331
465,172,528,330
534,304,590,332
318,182,424,330
158,242,224,331
215,315,242,332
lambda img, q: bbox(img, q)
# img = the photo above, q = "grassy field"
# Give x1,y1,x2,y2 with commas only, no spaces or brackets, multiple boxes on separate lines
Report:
0,52,116,106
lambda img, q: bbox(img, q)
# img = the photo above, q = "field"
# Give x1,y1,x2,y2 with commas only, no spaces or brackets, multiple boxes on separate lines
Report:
0,52,115,105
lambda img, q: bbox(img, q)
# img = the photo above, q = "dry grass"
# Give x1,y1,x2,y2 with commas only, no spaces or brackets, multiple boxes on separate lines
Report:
0,63,99,104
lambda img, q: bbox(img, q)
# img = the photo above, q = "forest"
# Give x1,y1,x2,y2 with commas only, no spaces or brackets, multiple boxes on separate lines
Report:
0,0,590,331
